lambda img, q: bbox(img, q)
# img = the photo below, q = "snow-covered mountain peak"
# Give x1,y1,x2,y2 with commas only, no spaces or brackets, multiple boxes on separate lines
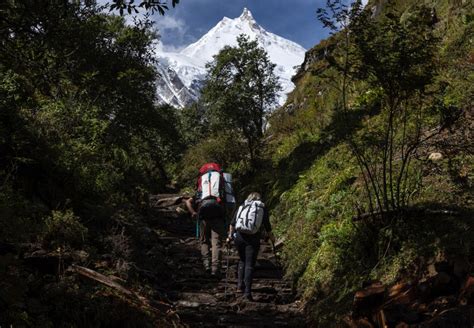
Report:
239,7,255,22
236,8,261,31
155,8,306,108
180,9,305,70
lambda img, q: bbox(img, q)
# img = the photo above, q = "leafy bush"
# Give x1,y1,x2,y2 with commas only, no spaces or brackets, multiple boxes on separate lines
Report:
43,210,88,249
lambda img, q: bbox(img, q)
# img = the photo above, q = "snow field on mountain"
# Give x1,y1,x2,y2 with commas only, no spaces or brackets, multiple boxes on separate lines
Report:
155,8,306,108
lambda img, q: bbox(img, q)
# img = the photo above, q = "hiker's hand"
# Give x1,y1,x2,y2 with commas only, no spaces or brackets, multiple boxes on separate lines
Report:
191,212,197,219
226,237,231,244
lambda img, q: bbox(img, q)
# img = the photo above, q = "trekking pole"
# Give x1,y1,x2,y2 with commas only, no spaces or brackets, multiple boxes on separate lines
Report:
270,239,280,267
224,242,230,299
195,218,200,240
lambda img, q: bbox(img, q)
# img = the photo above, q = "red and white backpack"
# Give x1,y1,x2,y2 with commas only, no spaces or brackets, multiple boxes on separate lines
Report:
196,163,225,203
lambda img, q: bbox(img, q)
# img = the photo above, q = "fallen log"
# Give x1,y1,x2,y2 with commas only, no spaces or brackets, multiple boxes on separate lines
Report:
152,193,184,199
72,264,136,297
71,265,174,314
353,282,386,318
69,264,180,327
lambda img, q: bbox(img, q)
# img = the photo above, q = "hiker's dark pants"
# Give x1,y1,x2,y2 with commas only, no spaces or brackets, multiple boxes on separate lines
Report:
234,232,260,296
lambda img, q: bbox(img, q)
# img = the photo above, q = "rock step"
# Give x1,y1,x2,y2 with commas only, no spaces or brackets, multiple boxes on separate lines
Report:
176,305,304,327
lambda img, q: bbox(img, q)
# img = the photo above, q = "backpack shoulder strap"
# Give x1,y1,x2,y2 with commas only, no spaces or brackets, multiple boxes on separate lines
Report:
238,203,251,215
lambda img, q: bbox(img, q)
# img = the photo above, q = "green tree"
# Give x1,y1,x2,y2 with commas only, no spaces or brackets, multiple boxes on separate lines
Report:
350,6,442,213
0,1,182,239
108,0,180,16
318,1,448,215
201,34,281,167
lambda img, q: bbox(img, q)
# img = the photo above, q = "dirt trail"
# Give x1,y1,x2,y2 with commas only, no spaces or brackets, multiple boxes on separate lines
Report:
150,195,304,327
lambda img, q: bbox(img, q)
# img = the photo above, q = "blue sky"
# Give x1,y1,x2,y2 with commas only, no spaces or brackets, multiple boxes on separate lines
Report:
153,0,333,51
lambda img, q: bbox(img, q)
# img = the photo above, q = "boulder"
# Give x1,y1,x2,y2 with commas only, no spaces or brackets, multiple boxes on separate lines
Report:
459,276,474,305
428,152,443,161
353,282,386,317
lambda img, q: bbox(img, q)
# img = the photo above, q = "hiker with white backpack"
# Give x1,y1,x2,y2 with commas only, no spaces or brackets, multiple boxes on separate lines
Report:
227,192,275,301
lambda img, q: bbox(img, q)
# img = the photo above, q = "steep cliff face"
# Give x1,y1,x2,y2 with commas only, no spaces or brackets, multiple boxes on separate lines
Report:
155,61,200,108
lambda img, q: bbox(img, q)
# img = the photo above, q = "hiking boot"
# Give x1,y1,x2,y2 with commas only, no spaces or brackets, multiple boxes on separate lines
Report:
203,258,211,273
237,283,245,293
211,270,222,279
242,293,254,302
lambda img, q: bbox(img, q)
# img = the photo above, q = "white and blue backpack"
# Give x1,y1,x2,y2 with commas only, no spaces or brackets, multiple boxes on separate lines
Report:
235,200,265,234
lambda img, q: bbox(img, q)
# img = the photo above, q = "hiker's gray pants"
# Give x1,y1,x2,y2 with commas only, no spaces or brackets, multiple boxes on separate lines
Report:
199,218,226,273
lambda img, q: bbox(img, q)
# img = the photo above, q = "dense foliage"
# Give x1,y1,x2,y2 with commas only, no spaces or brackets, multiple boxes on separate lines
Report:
263,0,473,325
0,1,183,325
0,0,183,238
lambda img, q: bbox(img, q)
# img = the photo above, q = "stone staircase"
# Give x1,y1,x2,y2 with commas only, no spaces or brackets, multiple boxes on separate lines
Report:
149,195,304,327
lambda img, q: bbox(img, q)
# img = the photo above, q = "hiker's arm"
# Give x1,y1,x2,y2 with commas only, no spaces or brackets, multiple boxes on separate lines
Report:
226,225,235,244
263,208,275,243
185,198,197,218
226,211,237,242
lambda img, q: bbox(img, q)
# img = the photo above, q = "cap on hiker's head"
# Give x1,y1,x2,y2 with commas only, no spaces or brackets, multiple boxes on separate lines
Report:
247,192,261,202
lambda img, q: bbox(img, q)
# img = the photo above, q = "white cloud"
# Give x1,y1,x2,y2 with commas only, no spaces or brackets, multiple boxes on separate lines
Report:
155,15,186,33
96,1,188,52
154,15,188,48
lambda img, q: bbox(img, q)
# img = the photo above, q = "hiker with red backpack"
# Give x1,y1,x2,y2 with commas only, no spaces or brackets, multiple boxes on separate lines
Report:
226,192,275,301
185,162,234,276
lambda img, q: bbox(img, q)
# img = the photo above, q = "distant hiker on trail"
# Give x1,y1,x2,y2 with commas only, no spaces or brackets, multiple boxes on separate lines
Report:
185,162,235,277
227,192,275,301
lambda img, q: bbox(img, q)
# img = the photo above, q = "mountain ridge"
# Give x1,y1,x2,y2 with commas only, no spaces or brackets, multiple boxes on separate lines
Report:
155,8,306,108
